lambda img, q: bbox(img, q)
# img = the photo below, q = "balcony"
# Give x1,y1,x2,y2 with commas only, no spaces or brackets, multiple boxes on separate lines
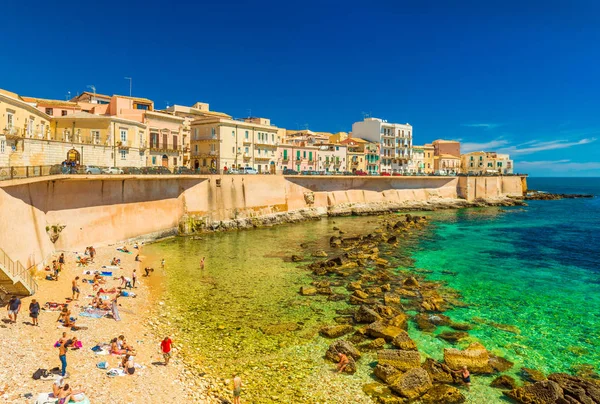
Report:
243,153,251,160
3,127,23,139
117,141,130,149
149,145,182,153
255,141,277,147
255,155,272,161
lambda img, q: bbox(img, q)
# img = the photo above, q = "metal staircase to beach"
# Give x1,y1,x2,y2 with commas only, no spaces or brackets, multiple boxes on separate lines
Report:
0,248,38,299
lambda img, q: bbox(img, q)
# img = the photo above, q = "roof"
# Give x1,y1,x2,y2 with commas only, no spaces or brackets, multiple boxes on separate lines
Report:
0,88,22,100
51,111,146,126
0,88,51,119
73,91,154,105
438,154,461,159
433,139,460,144
22,97,81,108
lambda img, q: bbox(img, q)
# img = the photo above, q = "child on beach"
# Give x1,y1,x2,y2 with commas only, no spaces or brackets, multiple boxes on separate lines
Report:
160,336,172,365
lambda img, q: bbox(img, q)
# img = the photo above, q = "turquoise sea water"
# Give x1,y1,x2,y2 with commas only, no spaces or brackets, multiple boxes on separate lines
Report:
145,177,600,403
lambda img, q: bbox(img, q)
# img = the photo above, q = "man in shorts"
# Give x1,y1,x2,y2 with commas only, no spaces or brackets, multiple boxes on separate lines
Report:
232,374,242,404
72,277,80,300
7,296,21,323
160,336,173,366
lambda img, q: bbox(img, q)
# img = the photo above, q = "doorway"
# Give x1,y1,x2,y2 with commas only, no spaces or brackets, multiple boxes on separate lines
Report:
162,155,168,167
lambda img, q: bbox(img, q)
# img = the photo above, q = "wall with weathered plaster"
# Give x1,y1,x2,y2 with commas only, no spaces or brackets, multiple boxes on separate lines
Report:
0,175,526,267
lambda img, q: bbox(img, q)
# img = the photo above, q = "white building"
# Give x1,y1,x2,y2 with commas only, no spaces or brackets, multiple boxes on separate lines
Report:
316,144,347,173
351,118,413,173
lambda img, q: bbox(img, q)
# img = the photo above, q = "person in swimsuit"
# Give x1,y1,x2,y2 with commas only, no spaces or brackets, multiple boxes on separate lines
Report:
232,374,242,404
56,383,86,404
200,257,205,270
457,366,471,390
124,354,135,375
71,277,80,300
337,353,350,373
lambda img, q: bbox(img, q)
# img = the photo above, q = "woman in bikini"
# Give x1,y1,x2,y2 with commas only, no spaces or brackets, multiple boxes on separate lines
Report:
110,338,126,355
56,307,75,328
56,384,86,404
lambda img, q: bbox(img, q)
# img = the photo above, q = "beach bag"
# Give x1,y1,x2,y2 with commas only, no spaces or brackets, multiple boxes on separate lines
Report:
97,361,108,369
106,369,120,377
91,345,102,352
32,368,48,380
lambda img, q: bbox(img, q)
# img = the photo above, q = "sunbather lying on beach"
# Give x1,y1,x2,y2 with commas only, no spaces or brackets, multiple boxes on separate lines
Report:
110,257,121,266
56,383,86,404
56,307,75,328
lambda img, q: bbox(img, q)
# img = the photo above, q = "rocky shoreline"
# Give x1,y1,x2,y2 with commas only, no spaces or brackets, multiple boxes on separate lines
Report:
521,191,595,200
289,214,600,403
179,197,526,234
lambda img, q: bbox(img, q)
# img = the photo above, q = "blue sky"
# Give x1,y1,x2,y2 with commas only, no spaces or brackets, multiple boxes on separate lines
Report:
2,0,599,176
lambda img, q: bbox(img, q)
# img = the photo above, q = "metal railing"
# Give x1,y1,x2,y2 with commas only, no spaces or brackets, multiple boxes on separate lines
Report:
0,248,38,295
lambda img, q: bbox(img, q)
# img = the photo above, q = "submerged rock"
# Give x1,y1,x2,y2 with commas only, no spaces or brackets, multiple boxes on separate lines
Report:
389,367,433,400
312,250,328,257
443,342,492,373
361,337,387,351
520,367,547,383
491,375,518,390
403,277,420,288
437,331,469,344
261,322,300,335
547,373,600,403
420,384,465,404
325,340,361,361
377,349,421,371
355,305,382,323
421,358,459,384
489,355,514,372
320,324,354,338
374,364,403,385
291,254,303,262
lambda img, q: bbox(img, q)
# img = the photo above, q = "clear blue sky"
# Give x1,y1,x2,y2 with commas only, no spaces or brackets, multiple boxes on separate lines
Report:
2,0,599,176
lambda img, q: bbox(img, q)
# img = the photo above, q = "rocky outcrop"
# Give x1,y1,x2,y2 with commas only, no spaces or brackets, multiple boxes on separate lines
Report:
377,349,421,371
299,286,317,296
548,373,600,403
437,331,469,344
520,367,547,383
325,340,361,362
46,224,66,243
522,191,594,201
320,324,354,338
504,380,564,403
374,364,403,385
420,384,465,404
354,305,382,323
491,375,518,390
389,367,433,400
392,331,417,351
443,342,492,373
367,321,404,341
422,358,460,384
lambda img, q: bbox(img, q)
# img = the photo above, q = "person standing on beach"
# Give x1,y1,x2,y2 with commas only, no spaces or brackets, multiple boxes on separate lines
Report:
160,336,172,366
454,366,471,390
71,277,80,300
132,269,137,288
58,339,72,376
7,295,21,324
232,374,242,404
58,253,65,270
200,257,205,270
29,299,40,326
161,259,165,269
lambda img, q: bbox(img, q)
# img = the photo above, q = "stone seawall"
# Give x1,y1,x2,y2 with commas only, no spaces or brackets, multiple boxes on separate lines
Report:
0,175,526,267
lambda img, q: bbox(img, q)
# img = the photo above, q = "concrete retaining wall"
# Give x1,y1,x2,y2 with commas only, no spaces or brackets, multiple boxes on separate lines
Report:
0,175,526,267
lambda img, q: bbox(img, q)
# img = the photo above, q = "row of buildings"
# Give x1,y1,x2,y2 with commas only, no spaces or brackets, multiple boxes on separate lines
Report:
0,87,513,174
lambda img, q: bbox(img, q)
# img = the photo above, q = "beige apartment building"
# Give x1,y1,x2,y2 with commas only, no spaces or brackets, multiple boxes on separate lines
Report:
190,116,280,173
146,111,185,168
461,151,514,174
410,144,435,174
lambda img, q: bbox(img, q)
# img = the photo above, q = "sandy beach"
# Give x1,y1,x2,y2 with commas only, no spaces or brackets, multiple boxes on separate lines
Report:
0,243,211,404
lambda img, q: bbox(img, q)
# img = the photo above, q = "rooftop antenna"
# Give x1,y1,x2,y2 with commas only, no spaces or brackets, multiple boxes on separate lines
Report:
361,111,370,119
165,101,170,108
124,77,132,97
87,85,96,96
303,123,309,130
247,108,252,118
65,91,71,101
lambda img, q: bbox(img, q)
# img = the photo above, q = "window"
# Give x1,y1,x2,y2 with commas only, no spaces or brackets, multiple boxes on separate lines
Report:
173,157,177,165
309,152,313,161
470,163,473,168
283,149,288,160
195,145,198,152
296,151,300,160
303,151,306,158
0,140,5,153
150,133,159,148
28,118,34,136
211,127,216,137
152,156,157,165
40,123,45,137
120,129,128,143
232,130,235,137
470,156,474,161
488,162,493,167
91,130,101,144
194,128,199,140
497,162,503,167
479,156,483,161
162,134,168,149
7,112,14,128
173,135,178,150
271,134,274,142
245,130,249,139
210,144,215,152
135,104,149,110
61,110,68,116
245,147,249,154
120,150,127,160
232,147,235,154
45,108,53,115
335,146,339,151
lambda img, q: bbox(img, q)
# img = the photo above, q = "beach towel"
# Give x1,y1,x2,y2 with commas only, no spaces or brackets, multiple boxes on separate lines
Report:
100,271,112,276
116,248,132,254
106,368,126,377
102,265,121,270
111,301,121,321
43,303,65,312
34,392,91,404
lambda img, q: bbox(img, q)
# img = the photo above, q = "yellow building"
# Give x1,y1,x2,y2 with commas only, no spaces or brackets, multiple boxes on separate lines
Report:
461,151,514,174
340,137,369,172
434,154,461,173
0,88,51,166
190,116,280,173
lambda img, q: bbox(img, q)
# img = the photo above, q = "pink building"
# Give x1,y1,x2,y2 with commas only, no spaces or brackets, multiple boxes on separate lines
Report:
22,97,81,117
277,145,319,172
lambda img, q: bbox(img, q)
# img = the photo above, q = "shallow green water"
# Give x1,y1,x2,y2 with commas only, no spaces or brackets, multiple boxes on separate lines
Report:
145,183,600,403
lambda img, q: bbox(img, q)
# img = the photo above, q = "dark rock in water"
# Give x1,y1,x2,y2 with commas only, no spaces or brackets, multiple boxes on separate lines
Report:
389,367,433,400
421,358,459,384
261,322,301,335
449,322,473,331
320,324,354,338
414,314,437,333
392,330,417,351
336,308,357,316
489,355,514,372
504,380,564,403
362,382,403,404
403,277,420,288
367,321,404,341
520,367,547,383
327,294,346,302
377,349,421,371
383,292,401,306
523,191,594,200
299,286,317,296
437,331,469,344
441,270,458,276
291,254,303,262
328,256,347,266
374,363,403,385
299,243,309,248
427,314,451,326
325,339,361,361
355,305,382,323
491,375,518,390
330,236,342,247
333,226,340,231
334,316,354,324
547,373,600,403
387,235,398,244
420,384,465,404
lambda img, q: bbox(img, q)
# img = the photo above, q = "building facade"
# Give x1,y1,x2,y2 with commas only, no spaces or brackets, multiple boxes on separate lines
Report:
146,111,185,168
23,97,82,118
277,145,319,172
432,139,460,157
340,137,369,173
190,116,280,173
364,142,380,175
461,151,514,174
316,144,347,173
410,144,435,174
351,118,413,174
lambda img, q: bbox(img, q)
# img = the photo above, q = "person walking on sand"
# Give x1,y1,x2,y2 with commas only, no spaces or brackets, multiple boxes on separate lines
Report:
161,259,165,269
58,339,73,377
132,269,137,288
160,336,173,366
200,257,205,270
7,295,21,324
71,277,80,300
29,299,40,326
232,374,242,404
58,253,65,270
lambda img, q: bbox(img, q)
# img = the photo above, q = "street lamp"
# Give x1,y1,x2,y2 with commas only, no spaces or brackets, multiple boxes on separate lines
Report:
124,77,132,97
